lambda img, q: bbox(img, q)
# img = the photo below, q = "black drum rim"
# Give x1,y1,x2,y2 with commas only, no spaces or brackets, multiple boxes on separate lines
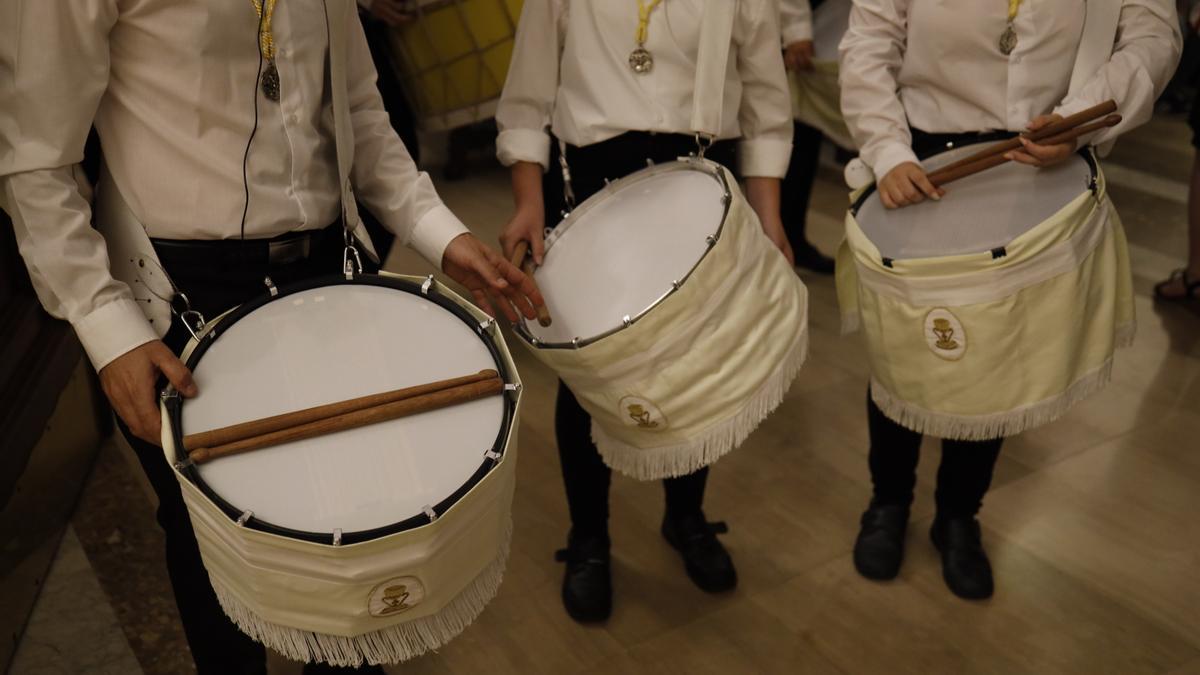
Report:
164,273,516,546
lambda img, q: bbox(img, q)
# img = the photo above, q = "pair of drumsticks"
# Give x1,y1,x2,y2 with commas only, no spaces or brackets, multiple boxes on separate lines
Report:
183,370,505,464
186,249,549,465
927,100,1121,187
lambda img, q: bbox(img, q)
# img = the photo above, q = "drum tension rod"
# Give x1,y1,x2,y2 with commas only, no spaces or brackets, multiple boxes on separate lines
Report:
264,276,278,297
882,257,895,268
236,510,254,527
991,247,1008,260
421,275,435,296
422,505,439,523
332,529,343,547
484,449,502,461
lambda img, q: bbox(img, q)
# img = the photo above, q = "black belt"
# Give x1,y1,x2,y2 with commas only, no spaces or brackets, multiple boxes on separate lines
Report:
151,223,341,268
909,128,1019,161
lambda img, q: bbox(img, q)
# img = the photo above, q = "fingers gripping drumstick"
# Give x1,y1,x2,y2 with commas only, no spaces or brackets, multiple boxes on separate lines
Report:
509,240,553,327
927,114,1122,188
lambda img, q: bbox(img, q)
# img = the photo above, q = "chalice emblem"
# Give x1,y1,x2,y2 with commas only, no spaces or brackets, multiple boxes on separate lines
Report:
379,585,412,615
932,318,959,351
627,403,659,429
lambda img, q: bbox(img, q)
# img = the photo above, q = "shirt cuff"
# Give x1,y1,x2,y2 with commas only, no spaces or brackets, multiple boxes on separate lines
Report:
782,22,813,46
74,298,160,372
409,204,471,268
738,139,792,179
496,129,552,171
869,143,922,184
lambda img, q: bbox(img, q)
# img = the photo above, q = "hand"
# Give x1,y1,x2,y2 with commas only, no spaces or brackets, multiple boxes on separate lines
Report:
878,162,944,209
499,206,547,266
100,341,197,446
441,233,545,322
368,0,413,27
1004,114,1076,168
783,40,816,72
759,215,796,266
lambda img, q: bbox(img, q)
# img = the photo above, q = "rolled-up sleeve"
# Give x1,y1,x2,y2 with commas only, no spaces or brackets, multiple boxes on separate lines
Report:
736,0,794,178
0,0,158,371
495,0,562,170
345,13,468,266
1054,0,1182,146
838,0,919,179
780,0,814,45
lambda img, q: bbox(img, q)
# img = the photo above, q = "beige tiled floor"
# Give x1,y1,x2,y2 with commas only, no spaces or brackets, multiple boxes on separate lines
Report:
18,112,1200,674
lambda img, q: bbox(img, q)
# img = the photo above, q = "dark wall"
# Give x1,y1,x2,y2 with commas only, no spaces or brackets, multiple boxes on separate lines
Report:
0,209,87,509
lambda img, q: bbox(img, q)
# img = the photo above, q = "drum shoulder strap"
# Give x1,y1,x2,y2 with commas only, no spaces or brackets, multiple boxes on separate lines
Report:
691,1,737,139
325,0,380,263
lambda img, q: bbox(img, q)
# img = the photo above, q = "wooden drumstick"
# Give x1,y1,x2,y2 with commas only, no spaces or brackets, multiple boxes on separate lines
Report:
188,376,505,464
932,100,1118,177
509,240,553,327
182,369,498,451
927,115,1122,188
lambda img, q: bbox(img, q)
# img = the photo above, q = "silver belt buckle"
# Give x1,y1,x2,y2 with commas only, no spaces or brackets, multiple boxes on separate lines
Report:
267,235,311,265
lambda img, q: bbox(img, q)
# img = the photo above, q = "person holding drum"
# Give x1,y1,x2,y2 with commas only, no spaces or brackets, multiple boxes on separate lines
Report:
839,0,1180,600
1,3,543,673
779,0,839,275
495,0,794,622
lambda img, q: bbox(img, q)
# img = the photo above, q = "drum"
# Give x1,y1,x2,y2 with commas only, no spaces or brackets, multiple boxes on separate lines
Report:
516,158,809,481
836,146,1135,440
159,273,521,667
387,0,521,131
789,0,855,150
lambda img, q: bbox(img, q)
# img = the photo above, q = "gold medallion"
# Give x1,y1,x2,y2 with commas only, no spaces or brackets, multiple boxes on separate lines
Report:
999,23,1018,55
629,47,654,74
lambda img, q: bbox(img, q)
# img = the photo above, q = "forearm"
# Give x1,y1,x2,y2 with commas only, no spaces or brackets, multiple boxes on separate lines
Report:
510,161,545,220
2,169,157,370
744,177,783,228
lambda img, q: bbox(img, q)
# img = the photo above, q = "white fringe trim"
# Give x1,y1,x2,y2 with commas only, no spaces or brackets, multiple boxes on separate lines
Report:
592,330,809,481
211,519,512,667
871,321,1135,441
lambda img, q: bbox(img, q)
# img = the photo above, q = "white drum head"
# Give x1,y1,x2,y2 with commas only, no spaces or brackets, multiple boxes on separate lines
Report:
855,146,1094,260
526,162,728,345
178,280,508,539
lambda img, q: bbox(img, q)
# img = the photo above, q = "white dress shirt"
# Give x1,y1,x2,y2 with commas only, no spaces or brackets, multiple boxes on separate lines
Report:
780,0,815,45
838,0,1183,180
495,0,794,178
0,0,468,371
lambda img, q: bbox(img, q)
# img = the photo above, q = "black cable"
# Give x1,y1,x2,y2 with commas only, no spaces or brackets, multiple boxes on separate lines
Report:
239,7,267,242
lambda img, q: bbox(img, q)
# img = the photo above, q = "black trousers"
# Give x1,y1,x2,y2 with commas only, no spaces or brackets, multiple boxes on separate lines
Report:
865,392,1003,520
118,228,382,675
545,132,737,538
780,121,824,252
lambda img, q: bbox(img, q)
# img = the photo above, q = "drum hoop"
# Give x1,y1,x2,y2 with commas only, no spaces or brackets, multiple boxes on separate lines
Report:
163,273,517,546
516,157,734,350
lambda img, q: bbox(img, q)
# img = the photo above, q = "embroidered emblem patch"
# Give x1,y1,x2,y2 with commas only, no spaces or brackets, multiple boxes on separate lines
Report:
367,577,426,617
618,396,667,430
924,308,967,361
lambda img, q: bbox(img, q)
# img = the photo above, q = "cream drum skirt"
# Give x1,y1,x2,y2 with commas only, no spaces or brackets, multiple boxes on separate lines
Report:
517,158,809,480
836,147,1135,440
160,273,521,666
789,0,855,150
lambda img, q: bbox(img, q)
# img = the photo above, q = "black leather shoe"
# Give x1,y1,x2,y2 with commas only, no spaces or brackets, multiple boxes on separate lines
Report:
554,531,612,623
930,517,994,600
793,240,835,275
661,513,737,593
853,502,909,580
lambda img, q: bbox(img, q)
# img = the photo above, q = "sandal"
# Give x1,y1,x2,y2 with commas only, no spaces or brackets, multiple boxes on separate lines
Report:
1153,268,1200,302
